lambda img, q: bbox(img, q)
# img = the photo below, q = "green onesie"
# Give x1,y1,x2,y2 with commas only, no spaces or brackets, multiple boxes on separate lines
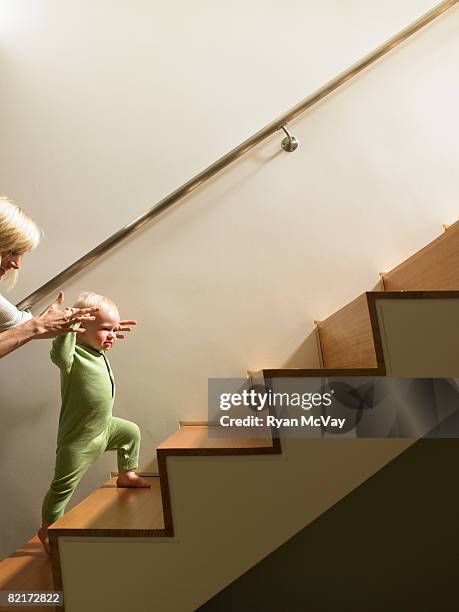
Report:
41,333,140,525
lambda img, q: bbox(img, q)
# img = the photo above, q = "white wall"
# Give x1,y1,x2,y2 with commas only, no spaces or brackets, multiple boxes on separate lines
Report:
1,0,459,558
0,0,445,301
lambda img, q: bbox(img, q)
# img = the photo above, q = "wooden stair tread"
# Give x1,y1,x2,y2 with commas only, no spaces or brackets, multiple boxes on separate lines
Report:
49,476,164,532
158,425,274,451
315,290,459,374
383,219,459,290
0,535,52,592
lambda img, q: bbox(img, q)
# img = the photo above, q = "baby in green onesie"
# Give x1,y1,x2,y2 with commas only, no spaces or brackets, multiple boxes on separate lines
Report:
38,292,150,554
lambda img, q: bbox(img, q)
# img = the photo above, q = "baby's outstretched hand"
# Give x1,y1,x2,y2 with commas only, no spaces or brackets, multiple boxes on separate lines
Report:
115,320,137,340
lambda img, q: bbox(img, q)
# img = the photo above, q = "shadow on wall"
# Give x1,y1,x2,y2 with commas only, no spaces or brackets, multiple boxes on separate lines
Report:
281,330,320,369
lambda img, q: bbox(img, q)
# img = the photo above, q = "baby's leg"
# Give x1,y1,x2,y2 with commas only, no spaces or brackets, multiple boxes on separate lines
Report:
105,416,151,488
39,446,96,554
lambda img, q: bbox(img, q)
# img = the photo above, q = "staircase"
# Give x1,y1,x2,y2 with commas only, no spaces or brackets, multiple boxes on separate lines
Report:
315,220,459,376
1,221,458,612
0,537,54,612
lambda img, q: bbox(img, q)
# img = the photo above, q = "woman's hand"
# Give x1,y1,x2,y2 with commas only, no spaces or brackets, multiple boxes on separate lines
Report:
32,291,99,338
114,320,137,340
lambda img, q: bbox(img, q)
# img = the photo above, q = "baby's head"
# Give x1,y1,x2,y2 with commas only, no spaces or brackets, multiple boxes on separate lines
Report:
73,292,120,352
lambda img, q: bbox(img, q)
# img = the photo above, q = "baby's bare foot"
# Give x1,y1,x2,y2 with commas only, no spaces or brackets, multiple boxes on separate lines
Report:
116,471,151,488
37,526,50,556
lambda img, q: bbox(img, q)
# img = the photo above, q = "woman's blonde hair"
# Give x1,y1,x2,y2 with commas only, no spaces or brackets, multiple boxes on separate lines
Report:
0,197,42,287
73,291,117,311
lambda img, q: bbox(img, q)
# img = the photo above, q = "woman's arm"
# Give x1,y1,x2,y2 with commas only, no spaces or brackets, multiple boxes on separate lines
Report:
0,292,33,330
0,319,42,358
0,292,98,359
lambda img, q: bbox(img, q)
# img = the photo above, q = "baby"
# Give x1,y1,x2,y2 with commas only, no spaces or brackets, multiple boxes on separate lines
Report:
38,292,150,554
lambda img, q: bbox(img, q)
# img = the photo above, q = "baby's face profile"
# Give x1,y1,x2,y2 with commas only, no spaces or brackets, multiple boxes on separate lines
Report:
79,306,120,352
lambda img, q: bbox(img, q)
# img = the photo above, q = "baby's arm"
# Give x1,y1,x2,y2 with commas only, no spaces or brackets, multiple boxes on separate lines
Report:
50,331,77,373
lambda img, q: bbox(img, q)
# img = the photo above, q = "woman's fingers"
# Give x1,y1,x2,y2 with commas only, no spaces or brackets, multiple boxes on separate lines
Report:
115,320,136,336
113,319,136,339
68,307,98,322
39,292,65,317
72,314,96,322
40,297,98,320
73,306,99,316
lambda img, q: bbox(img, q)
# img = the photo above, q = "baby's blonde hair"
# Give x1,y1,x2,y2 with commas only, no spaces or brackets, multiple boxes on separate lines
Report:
73,291,117,311
0,197,42,288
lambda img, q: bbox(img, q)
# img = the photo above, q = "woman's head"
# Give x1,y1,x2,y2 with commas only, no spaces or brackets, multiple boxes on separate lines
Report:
0,197,42,286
